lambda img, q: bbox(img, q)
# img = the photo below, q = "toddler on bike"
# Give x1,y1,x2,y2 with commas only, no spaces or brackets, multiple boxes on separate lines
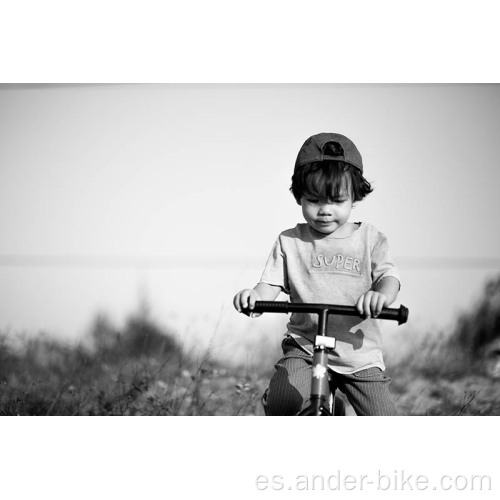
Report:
233,133,401,416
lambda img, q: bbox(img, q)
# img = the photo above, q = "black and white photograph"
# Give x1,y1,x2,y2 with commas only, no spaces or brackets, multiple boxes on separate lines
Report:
1,83,499,417
1,1,499,499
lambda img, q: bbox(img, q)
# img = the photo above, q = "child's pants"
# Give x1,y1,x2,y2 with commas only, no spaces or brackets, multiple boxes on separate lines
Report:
263,337,398,416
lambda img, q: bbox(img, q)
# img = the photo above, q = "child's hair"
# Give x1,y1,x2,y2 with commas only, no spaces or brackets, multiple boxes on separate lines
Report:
290,160,373,203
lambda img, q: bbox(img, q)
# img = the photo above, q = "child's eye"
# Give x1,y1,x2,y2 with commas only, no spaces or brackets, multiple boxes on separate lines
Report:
304,197,348,204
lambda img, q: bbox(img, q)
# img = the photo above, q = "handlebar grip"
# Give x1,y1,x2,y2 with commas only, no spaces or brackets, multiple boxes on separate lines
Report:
377,305,409,325
251,301,290,313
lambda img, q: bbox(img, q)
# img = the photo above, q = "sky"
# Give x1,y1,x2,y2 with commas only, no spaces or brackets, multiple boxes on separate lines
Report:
1,83,500,361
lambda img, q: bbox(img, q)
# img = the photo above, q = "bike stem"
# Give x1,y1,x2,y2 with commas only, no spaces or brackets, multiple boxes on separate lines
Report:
318,307,328,336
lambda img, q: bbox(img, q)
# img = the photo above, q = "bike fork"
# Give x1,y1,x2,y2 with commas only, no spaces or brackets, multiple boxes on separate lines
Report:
297,344,333,416
297,308,347,416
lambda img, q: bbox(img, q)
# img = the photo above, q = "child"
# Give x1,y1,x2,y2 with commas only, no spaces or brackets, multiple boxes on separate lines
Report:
233,133,401,416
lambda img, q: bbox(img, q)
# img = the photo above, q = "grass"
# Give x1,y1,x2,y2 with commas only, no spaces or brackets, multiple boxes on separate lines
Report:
2,275,500,416
0,309,270,416
386,274,500,416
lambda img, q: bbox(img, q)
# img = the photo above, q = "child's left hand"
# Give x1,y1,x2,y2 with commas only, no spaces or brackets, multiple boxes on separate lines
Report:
355,291,388,319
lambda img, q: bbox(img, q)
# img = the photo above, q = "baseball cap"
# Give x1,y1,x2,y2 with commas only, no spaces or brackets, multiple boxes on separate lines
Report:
294,133,363,173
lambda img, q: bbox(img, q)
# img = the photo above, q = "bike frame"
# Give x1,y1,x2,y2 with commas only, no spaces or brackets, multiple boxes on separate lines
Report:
247,301,409,416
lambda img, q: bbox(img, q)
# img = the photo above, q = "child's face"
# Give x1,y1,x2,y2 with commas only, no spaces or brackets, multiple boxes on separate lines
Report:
300,192,353,235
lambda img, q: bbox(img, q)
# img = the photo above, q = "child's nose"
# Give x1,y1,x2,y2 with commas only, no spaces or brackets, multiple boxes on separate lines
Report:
318,202,332,214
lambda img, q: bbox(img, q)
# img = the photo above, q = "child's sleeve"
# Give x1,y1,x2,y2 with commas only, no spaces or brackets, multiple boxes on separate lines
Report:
371,233,401,290
258,236,290,294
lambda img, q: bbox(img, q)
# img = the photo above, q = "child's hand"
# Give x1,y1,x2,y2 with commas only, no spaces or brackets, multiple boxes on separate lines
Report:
356,291,388,319
233,289,262,317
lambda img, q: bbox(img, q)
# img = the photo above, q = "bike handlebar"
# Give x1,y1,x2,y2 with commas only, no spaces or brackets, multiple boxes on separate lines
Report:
246,301,409,325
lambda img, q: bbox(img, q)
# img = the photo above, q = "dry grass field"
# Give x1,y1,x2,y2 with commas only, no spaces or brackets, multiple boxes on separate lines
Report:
0,310,269,416
1,276,500,416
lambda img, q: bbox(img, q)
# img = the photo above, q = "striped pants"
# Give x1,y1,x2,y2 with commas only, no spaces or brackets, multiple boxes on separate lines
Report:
263,338,398,416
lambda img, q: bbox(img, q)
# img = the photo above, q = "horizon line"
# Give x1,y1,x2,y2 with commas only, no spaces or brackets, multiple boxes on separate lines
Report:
0,254,499,271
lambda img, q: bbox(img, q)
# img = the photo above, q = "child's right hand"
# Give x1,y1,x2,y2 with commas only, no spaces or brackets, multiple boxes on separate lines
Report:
233,289,262,317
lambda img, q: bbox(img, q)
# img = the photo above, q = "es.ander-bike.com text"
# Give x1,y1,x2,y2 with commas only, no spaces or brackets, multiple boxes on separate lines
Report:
255,470,492,492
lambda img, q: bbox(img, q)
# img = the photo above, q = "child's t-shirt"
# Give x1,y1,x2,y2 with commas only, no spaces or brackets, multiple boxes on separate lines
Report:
259,222,400,374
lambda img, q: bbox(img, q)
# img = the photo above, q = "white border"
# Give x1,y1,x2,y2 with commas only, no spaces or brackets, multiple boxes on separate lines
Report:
1,0,500,82
2,417,498,499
